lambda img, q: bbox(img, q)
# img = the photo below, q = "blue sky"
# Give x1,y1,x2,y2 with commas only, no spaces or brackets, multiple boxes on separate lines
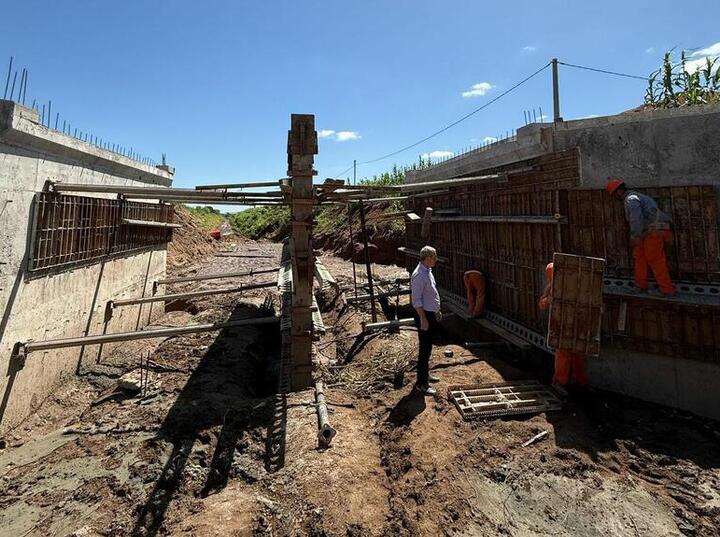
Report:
2,1,719,209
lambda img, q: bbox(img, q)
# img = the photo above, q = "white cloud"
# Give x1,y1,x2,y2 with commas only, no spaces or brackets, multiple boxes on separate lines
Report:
318,129,361,142
645,47,655,54
685,42,720,74
522,46,537,54
335,130,361,142
422,150,454,160
482,136,498,144
462,82,493,98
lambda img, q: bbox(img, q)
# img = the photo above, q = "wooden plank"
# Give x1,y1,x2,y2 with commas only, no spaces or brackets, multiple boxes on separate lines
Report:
547,253,605,355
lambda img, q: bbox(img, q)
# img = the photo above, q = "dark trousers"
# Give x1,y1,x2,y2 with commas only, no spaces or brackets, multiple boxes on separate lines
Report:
415,311,438,388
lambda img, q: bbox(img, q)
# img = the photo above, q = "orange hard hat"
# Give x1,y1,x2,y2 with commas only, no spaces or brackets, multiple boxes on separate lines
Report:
545,262,554,282
606,178,625,195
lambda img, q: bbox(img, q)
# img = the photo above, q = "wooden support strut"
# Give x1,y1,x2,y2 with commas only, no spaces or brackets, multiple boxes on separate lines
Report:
287,114,318,390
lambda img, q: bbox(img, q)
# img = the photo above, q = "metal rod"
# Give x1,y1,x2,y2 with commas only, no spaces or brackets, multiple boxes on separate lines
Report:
401,174,501,192
50,183,283,198
17,316,280,355
552,58,562,122
357,200,377,323
430,215,567,224
121,218,182,228
112,280,276,307
195,181,283,190
213,253,276,259
364,318,415,332
156,267,277,286
348,203,358,299
2,56,12,99
347,288,410,304
315,380,337,448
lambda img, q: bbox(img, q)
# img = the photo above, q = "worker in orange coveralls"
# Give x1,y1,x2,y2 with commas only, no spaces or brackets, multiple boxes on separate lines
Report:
463,270,486,317
606,179,675,295
538,262,588,391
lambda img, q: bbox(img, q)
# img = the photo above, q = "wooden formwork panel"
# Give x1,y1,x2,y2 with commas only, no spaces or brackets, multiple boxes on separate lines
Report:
547,253,605,355
602,296,720,362
567,186,720,283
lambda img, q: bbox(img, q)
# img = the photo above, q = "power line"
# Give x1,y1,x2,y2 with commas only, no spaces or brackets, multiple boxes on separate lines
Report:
558,61,648,81
359,62,551,165
331,61,552,177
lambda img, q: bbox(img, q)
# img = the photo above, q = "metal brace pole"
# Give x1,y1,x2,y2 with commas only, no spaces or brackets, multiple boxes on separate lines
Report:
357,200,377,323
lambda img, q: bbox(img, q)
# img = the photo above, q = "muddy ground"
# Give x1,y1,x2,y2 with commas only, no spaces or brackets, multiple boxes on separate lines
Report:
0,241,719,537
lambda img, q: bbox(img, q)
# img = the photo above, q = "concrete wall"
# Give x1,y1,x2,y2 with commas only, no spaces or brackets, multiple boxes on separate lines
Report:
554,104,720,189
587,348,720,421
0,100,174,433
406,104,720,188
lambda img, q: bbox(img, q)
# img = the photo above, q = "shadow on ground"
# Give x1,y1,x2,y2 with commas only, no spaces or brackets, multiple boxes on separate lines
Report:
132,302,282,537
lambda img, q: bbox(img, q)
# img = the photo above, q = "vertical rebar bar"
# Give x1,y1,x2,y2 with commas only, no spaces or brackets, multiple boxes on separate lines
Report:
2,56,12,99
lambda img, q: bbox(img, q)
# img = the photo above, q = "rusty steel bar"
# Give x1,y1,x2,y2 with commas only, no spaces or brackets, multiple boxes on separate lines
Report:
15,316,280,356
156,267,277,286
111,280,276,308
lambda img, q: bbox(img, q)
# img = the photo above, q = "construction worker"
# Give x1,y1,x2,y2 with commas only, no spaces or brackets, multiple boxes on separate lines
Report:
606,179,675,295
410,245,442,396
463,270,486,317
539,262,588,391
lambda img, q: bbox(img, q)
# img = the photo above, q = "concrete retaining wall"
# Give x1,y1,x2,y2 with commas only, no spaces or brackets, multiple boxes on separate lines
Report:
587,349,720,421
406,104,720,188
0,100,174,433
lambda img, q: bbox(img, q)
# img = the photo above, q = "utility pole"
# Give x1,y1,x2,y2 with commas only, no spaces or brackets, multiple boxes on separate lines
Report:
552,58,562,122
353,159,357,186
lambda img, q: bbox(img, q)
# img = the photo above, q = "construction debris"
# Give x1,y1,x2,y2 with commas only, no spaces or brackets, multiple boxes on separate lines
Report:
520,429,549,447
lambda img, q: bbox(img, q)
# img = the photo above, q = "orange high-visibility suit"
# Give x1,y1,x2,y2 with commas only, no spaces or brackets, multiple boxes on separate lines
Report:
463,270,486,317
539,263,588,386
633,229,673,294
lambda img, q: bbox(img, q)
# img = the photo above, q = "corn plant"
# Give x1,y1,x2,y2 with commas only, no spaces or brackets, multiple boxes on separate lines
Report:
645,49,719,108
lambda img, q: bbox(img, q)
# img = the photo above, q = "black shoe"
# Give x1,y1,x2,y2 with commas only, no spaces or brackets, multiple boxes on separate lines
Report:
428,374,440,383
414,385,436,396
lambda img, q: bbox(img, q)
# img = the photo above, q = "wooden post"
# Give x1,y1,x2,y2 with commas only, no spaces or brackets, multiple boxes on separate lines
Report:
287,114,318,390
357,200,377,323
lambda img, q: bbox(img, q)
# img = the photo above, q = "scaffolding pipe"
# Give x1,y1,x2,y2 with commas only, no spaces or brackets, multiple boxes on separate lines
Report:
156,267,277,286
347,288,410,304
315,380,337,449
214,253,277,259
195,181,283,190
121,218,182,228
357,200,377,323
364,318,415,332
49,183,282,198
15,316,280,356
400,174,501,192
111,281,276,308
